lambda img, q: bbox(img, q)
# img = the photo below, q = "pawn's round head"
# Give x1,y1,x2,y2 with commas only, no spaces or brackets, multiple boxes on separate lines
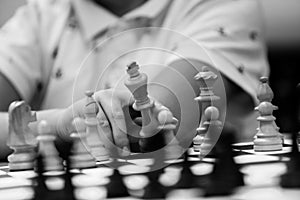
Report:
204,106,219,121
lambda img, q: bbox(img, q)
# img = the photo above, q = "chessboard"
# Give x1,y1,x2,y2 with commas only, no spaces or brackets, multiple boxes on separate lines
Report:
0,141,300,200
2,63,300,200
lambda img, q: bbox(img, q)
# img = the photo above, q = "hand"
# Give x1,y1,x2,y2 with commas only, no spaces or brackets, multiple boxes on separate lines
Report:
55,88,132,148
56,89,177,155
92,90,178,153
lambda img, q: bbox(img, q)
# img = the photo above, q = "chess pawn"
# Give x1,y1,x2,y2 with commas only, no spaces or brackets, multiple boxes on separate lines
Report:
157,109,183,160
200,106,222,157
84,91,110,161
254,102,283,151
280,132,300,188
70,118,96,169
193,67,220,152
37,120,63,171
7,101,37,171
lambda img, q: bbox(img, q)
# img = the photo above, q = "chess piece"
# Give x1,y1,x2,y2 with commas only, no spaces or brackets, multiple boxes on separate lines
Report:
204,127,244,196
125,62,157,137
37,120,63,171
84,91,110,161
125,62,179,153
174,152,197,189
157,109,183,160
32,154,49,200
70,118,97,169
63,145,76,200
193,134,202,152
143,170,166,199
280,132,300,188
200,106,222,157
7,101,37,171
253,77,282,151
106,169,129,198
280,83,300,188
193,67,220,152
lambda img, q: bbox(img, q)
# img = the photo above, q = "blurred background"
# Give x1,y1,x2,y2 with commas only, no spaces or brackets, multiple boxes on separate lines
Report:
0,0,300,133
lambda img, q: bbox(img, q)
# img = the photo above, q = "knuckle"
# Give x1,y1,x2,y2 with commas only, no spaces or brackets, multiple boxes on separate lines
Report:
98,118,110,128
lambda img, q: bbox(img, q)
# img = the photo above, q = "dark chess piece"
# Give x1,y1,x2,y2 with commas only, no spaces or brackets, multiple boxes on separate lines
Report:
63,149,76,200
139,132,166,152
174,151,197,189
106,169,129,198
143,152,167,199
143,170,166,199
280,83,300,188
32,154,50,200
280,132,300,188
204,127,244,197
33,147,77,200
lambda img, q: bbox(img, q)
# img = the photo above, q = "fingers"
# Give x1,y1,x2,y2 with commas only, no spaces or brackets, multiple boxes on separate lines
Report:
96,106,114,149
153,101,178,129
71,117,86,135
96,92,131,156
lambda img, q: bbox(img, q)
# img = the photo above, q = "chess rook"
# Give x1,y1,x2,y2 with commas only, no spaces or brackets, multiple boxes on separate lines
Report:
7,101,37,171
254,77,283,152
84,91,109,161
193,67,220,152
37,120,63,171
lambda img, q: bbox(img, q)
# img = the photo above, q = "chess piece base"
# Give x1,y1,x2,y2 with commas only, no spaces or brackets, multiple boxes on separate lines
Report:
90,147,110,161
7,147,36,171
254,137,282,151
8,162,35,171
254,144,282,151
70,154,96,169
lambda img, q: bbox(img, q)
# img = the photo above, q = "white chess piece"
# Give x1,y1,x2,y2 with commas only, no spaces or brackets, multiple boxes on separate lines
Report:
37,120,63,171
